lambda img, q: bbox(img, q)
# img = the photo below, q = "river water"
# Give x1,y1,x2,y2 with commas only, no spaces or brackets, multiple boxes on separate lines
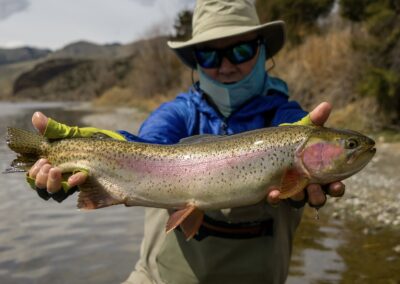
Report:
0,102,399,283
0,102,143,283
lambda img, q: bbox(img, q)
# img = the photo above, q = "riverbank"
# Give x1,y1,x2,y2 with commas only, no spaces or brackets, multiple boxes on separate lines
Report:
69,103,148,134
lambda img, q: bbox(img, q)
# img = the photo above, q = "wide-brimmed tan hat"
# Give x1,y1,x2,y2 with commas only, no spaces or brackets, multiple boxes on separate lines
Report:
168,0,285,69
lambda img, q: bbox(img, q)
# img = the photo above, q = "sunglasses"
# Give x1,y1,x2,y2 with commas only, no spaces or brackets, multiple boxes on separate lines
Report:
194,38,263,69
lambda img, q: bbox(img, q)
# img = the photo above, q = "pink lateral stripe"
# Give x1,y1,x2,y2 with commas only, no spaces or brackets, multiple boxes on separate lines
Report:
116,149,270,178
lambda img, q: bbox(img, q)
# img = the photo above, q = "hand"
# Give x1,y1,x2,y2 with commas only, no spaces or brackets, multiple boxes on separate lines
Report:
267,102,346,208
28,112,87,200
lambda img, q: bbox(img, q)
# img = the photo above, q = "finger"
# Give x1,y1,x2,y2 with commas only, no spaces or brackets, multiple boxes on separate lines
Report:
28,159,49,179
67,171,88,187
35,164,52,189
32,111,49,135
290,190,305,202
307,184,327,208
309,102,332,126
46,167,63,194
267,189,281,206
326,182,345,198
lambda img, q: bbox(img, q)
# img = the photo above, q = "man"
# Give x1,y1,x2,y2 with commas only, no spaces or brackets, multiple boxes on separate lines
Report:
29,0,345,283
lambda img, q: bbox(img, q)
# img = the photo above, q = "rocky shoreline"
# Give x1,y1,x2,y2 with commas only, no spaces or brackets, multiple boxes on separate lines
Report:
328,142,400,231
81,105,400,231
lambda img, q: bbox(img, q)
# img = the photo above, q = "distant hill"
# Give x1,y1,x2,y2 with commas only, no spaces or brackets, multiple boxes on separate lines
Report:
0,47,51,65
0,39,147,99
5,36,172,101
12,55,134,101
0,40,139,67
49,40,134,59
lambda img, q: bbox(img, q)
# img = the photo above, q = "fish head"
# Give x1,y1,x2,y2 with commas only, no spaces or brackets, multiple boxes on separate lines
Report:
298,127,376,183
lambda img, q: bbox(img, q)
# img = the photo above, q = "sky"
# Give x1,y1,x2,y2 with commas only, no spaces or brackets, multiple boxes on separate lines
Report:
0,0,195,50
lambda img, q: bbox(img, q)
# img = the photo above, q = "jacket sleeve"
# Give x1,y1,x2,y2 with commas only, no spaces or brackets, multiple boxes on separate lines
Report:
270,100,308,126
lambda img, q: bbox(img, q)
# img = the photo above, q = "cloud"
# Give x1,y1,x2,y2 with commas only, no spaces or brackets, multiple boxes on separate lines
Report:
0,0,30,21
128,0,157,6
0,0,197,49
129,0,194,8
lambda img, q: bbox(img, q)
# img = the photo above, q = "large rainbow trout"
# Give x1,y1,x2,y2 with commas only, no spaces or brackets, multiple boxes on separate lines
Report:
6,125,375,239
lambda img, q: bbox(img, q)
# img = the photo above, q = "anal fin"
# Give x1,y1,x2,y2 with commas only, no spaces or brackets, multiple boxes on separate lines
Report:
278,168,309,199
166,205,204,240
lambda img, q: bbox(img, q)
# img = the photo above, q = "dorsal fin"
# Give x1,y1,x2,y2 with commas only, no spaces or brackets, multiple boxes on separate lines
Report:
179,134,224,145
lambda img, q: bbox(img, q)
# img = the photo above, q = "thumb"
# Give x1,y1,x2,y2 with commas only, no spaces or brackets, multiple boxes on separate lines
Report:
309,102,332,126
32,112,49,135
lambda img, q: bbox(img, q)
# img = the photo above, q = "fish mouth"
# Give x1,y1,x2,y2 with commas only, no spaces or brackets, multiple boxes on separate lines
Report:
347,145,376,164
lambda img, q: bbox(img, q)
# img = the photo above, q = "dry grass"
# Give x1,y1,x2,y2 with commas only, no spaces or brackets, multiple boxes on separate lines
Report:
95,37,194,112
272,27,362,110
269,26,383,131
327,97,381,131
94,86,135,106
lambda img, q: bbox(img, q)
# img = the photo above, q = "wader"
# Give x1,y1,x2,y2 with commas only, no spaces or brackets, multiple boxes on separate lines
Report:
123,202,302,284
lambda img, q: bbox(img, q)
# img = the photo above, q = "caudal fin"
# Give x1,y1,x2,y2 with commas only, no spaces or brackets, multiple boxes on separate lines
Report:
4,127,49,173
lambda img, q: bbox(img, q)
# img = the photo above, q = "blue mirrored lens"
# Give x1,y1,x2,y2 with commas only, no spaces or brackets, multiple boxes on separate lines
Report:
195,50,219,68
229,42,257,64
195,39,260,68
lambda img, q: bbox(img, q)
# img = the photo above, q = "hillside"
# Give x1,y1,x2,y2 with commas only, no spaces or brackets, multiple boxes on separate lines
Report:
0,36,179,100
0,47,51,65
49,40,136,60
0,39,145,100
11,54,136,101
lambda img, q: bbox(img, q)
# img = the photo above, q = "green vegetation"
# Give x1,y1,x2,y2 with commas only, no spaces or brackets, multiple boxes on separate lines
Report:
172,10,193,41
340,0,400,126
256,0,335,44
339,0,375,22
257,0,400,131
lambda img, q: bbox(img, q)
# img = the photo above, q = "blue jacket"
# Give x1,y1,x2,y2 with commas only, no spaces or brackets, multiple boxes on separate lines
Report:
119,84,307,143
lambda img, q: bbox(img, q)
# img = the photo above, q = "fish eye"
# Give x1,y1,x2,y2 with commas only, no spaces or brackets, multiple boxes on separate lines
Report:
345,138,359,149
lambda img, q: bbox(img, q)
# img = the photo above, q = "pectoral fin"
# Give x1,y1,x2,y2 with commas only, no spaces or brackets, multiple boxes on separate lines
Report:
278,168,309,199
166,205,204,240
77,177,123,210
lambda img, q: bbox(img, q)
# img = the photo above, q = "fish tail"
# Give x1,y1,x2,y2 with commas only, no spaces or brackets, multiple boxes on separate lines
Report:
4,127,49,173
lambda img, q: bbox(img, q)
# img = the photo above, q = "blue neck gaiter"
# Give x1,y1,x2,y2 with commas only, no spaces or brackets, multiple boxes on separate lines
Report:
198,45,268,117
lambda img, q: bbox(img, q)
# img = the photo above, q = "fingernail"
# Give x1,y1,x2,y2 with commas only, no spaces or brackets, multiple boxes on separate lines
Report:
68,176,76,184
42,167,50,174
32,112,41,131
49,170,57,180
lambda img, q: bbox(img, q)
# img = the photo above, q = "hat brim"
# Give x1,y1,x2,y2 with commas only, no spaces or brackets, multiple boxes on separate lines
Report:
168,20,285,69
